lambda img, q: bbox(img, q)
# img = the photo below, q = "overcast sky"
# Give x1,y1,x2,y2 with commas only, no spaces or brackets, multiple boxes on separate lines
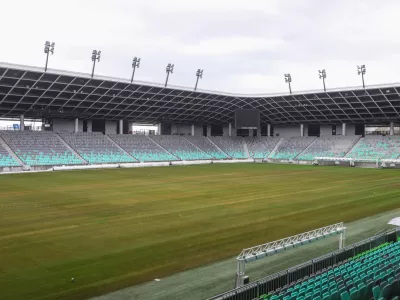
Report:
1,0,400,94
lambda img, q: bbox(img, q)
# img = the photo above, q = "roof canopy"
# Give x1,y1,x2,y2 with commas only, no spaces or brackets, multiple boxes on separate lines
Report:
0,62,400,125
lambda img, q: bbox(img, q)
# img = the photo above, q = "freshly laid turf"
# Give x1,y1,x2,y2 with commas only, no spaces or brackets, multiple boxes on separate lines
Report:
0,164,400,300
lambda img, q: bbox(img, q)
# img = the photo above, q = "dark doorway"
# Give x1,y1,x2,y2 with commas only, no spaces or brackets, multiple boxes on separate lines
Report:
308,124,320,137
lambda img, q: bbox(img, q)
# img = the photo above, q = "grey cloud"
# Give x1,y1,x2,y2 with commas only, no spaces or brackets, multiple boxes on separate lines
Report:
2,0,400,94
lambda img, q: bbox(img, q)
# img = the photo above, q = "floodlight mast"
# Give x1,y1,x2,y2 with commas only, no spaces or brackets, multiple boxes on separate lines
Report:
44,41,55,72
319,69,327,91
165,63,174,87
131,57,141,83
284,73,292,94
194,69,203,91
91,50,101,78
357,64,366,88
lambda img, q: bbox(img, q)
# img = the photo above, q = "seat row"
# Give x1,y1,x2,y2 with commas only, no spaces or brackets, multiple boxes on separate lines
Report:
1,132,400,167
260,241,400,300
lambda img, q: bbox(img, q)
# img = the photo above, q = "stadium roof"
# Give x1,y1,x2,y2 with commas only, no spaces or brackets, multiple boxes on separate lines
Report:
0,62,400,125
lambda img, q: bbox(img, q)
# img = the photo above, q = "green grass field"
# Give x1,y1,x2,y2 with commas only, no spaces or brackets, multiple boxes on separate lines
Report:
1,164,400,300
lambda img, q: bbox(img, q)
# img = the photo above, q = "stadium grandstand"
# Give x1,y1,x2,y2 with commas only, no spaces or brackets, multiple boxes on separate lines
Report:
0,62,400,171
1,61,400,300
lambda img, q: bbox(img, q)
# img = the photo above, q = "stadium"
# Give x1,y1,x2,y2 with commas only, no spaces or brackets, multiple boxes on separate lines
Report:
0,57,400,300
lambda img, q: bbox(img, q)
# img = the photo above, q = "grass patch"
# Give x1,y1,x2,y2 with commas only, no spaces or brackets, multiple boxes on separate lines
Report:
0,164,399,300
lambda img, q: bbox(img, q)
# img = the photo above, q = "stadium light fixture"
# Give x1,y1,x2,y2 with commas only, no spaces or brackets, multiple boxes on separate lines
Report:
284,73,292,94
131,57,141,83
165,63,174,87
194,69,203,91
44,41,55,72
357,64,366,88
318,69,327,92
91,50,101,78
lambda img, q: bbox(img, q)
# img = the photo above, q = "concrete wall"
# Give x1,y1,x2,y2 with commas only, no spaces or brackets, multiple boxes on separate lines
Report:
274,125,307,137
223,125,237,137
320,125,333,136
87,120,92,133
194,125,203,136
345,123,356,135
310,124,356,136
52,119,83,133
171,124,192,135
105,120,117,134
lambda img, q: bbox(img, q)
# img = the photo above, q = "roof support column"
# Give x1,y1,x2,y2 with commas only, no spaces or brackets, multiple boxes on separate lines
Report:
267,124,271,137
19,115,24,131
257,127,261,137
207,125,211,137
390,121,394,136
157,123,161,135
119,119,123,134
229,123,232,137
342,123,346,136
74,118,79,133
300,124,304,137
191,124,195,136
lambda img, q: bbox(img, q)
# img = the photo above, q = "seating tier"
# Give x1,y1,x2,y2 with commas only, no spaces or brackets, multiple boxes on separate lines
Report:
208,137,247,159
0,131,82,166
297,136,360,161
60,133,135,164
150,136,212,160
108,134,177,162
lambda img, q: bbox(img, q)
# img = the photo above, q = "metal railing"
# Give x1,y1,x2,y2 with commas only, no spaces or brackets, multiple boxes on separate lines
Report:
208,228,399,300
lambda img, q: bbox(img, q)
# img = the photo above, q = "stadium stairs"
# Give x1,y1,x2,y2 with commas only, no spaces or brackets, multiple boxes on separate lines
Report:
183,136,226,160
293,138,318,160
206,137,232,159
0,135,23,167
56,133,88,164
343,136,362,157
105,135,138,162
266,138,284,159
243,142,250,158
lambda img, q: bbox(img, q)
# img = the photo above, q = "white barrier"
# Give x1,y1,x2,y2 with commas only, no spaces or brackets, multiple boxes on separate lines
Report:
171,160,212,166
120,162,170,168
53,164,120,171
213,159,253,164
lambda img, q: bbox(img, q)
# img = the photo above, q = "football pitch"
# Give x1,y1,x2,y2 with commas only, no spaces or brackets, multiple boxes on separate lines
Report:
1,164,400,300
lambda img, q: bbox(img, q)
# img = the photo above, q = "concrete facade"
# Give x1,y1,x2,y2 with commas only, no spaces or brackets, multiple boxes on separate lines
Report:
223,125,237,137
171,124,192,135
170,124,202,135
194,125,203,136
52,118,83,133
274,125,308,137
345,123,356,135
87,120,92,132
105,120,117,134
